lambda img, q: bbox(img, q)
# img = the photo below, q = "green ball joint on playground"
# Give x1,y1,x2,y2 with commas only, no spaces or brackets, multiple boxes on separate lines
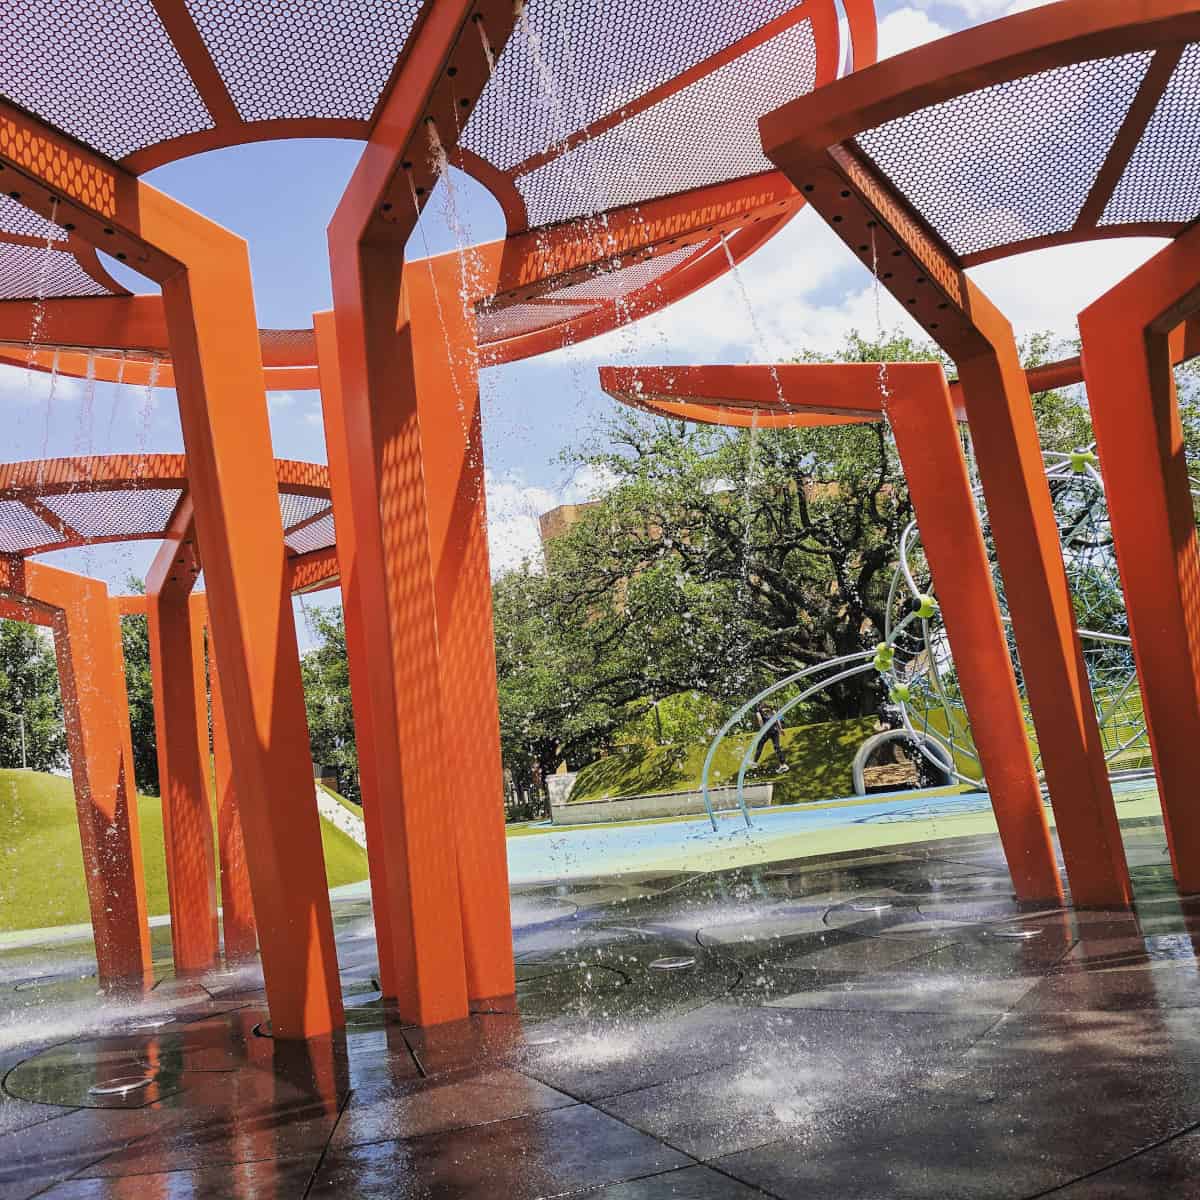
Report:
1070,450,1099,474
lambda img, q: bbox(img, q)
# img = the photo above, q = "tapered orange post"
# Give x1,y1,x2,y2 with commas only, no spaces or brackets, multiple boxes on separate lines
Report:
0,95,342,1037
954,297,1130,906
19,564,152,988
147,518,218,974
313,310,395,995
207,615,257,961
887,371,1063,903
762,80,1132,908
1080,222,1200,893
407,263,514,1000
326,0,518,1024
600,362,1062,904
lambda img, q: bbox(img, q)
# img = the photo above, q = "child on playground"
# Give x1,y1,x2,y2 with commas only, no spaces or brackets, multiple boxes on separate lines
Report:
754,705,789,771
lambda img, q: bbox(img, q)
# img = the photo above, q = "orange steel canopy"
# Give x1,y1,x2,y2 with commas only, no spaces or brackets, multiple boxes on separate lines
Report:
0,0,877,382
0,453,339,588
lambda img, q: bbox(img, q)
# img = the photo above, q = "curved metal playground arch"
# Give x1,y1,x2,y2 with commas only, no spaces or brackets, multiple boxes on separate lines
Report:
700,443,1174,830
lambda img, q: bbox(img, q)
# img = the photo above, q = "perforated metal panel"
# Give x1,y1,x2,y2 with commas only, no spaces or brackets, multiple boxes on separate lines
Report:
40,488,181,539
477,301,594,344
185,0,424,122
0,245,112,301
464,0,809,172
285,512,335,554
0,500,62,552
0,0,213,160
279,492,331,532
1102,43,1200,227
550,244,704,302
0,197,66,243
514,19,818,228
855,52,1154,259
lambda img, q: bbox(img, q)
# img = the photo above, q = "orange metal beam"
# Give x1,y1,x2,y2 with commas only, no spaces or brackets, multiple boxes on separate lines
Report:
206,612,258,961
599,362,1061,902
2,561,153,988
326,0,517,1024
760,13,1135,907
1079,221,1200,892
313,311,396,998
0,97,343,1035
146,502,218,973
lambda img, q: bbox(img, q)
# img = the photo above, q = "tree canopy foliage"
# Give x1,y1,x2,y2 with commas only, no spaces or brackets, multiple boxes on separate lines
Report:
0,620,65,772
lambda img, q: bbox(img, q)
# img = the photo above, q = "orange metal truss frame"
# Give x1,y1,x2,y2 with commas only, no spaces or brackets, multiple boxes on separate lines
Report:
323,0,519,1026
0,557,151,989
600,362,1063,903
747,0,1200,906
0,99,342,1037
1079,223,1200,892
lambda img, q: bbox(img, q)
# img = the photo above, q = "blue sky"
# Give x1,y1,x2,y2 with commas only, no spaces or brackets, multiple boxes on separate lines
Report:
2,0,1168,642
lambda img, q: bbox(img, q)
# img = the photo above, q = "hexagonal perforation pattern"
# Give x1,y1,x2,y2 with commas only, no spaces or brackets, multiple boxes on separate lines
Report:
279,492,331,532
40,487,181,539
855,52,1154,259
0,500,62,552
0,245,112,300
550,243,703,302
1102,42,1200,227
285,511,335,554
185,0,425,122
0,196,66,242
514,19,818,228
476,301,594,344
463,0,809,172
0,0,213,160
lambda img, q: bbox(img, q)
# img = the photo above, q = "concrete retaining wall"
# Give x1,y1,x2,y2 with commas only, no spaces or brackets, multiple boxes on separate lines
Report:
549,783,774,825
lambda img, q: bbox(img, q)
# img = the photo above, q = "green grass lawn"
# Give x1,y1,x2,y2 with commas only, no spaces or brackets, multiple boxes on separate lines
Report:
569,715,881,807
0,768,368,933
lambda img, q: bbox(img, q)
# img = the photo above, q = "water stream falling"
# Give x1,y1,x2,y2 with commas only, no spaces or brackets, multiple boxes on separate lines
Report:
25,198,59,369
718,233,790,414
868,226,892,405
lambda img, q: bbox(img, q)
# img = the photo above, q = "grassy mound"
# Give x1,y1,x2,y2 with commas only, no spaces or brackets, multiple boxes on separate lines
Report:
0,768,368,933
569,716,880,807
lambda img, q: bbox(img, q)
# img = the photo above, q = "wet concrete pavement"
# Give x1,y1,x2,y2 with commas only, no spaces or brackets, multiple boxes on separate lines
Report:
1,818,1198,1197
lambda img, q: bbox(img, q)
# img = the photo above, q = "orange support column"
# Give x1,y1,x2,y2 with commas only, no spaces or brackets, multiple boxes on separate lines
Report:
29,566,152,989
406,262,514,1001
326,0,517,1024
1080,223,1200,893
954,298,1131,907
761,97,1131,909
0,94,341,1038
887,370,1063,903
207,621,258,962
313,310,396,997
147,526,218,974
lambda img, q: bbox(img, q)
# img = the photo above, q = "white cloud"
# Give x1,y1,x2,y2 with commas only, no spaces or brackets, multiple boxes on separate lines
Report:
966,238,1167,340
542,208,926,370
877,7,951,59
485,463,618,577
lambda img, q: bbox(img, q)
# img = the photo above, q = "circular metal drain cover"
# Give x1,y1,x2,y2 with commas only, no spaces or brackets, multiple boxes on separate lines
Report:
987,927,1044,940
648,956,696,971
851,902,894,913
88,1074,154,1097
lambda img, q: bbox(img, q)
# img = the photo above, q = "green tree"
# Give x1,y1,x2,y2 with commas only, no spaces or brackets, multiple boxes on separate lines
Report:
117,577,158,795
300,605,359,800
0,619,66,771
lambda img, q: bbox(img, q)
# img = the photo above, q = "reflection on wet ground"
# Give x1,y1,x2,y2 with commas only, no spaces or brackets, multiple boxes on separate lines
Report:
0,819,1197,1197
